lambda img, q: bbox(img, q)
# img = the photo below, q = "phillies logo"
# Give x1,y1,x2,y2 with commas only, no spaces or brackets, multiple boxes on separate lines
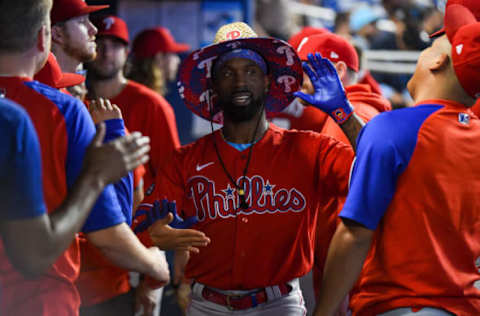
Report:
187,175,306,221
276,46,295,66
103,17,115,30
226,30,241,40
198,56,217,78
277,75,296,93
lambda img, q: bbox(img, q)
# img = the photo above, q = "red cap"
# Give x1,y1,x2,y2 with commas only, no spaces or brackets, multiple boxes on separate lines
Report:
51,0,109,25
430,0,480,37
445,4,480,98
288,26,329,50
296,33,359,72
92,15,129,44
34,53,85,89
132,27,190,58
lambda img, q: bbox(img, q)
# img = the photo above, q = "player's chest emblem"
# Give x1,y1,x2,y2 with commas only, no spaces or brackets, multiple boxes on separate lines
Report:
186,175,307,221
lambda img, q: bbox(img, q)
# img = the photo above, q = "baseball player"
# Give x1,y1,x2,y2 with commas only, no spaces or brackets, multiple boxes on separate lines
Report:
79,15,206,316
87,15,181,201
314,3,480,316
0,97,149,277
0,1,170,315
146,22,365,315
289,32,391,303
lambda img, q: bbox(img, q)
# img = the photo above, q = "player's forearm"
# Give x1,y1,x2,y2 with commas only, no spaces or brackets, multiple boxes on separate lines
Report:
33,172,105,274
313,220,373,316
87,223,170,282
339,113,364,152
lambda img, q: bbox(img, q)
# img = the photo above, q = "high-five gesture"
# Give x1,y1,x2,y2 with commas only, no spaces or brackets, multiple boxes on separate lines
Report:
294,53,353,124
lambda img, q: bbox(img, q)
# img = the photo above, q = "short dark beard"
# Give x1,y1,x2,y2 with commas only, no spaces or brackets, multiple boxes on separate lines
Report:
87,64,120,81
219,93,266,123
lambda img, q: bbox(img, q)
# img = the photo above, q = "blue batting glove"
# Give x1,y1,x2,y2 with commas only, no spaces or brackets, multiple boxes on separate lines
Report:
293,53,353,124
133,200,168,234
132,199,198,233
165,200,199,229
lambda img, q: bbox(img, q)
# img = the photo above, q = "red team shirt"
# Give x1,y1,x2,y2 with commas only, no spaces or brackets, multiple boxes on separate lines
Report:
277,83,391,297
77,80,180,305
340,100,480,315
153,124,354,289
111,80,180,194
0,77,126,316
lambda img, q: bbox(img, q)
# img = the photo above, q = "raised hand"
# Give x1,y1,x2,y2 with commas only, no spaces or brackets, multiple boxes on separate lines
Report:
294,53,353,124
89,97,122,124
83,123,150,185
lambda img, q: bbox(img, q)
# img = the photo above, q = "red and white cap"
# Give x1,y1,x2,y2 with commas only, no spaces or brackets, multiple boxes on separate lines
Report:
132,27,190,58
34,53,85,89
430,0,480,37
296,33,359,72
445,4,480,98
288,26,329,50
92,15,129,44
51,0,109,25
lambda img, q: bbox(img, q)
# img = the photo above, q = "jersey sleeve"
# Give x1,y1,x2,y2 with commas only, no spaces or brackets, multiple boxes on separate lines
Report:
339,105,442,229
46,93,127,233
0,100,47,220
316,135,355,197
103,119,134,225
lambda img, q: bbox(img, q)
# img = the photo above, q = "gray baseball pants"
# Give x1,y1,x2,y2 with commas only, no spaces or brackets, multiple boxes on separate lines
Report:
187,278,307,316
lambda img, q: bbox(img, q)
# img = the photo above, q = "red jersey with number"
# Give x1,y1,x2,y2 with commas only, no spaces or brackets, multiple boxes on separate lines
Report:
153,124,353,289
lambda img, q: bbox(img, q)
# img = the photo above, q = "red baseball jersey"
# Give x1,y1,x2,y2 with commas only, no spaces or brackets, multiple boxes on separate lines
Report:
341,100,480,315
78,80,179,305
153,124,354,289
110,80,180,195
0,77,126,316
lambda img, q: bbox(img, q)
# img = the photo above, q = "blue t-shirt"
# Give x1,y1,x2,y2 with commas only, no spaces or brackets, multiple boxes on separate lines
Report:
0,98,47,220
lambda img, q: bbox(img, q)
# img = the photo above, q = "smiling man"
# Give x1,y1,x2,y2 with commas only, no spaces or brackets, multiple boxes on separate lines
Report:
144,22,365,315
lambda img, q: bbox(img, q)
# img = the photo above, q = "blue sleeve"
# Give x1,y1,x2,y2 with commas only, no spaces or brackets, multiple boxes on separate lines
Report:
0,99,47,220
28,82,127,232
103,119,134,225
339,105,442,229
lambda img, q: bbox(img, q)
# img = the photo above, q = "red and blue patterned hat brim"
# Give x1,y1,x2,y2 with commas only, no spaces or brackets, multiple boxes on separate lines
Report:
177,37,303,124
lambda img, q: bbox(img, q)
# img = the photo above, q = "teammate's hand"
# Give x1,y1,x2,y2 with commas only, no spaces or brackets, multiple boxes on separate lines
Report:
293,53,353,124
89,97,122,124
132,200,210,252
83,123,150,185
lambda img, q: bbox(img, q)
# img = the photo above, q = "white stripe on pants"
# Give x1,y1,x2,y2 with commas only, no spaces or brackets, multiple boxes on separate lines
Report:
187,278,307,316
378,307,455,316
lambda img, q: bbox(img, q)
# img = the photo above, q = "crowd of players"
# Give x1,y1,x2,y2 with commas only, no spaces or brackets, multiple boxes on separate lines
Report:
1,0,480,316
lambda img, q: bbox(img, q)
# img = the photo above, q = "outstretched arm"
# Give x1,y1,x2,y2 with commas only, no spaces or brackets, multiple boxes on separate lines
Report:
294,53,364,151
1,124,150,277
314,219,373,316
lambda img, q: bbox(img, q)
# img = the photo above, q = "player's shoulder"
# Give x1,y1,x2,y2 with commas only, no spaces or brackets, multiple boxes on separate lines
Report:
358,104,444,153
125,80,171,106
0,98,29,125
25,80,86,114
270,122,339,146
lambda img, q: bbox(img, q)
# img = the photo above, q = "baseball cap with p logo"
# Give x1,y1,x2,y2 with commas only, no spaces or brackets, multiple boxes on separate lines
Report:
92,15,130,44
